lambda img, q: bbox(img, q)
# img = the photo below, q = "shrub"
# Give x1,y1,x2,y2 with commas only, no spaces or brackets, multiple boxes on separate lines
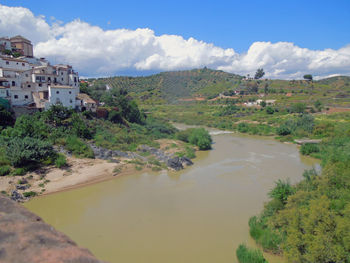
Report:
12,168,26,176
6,137,55,167
300,143,320,155
265,106,274,114
236,244,268,263
65,136,94,158
188,128,212,150
176,129,192,142
23,191,37,198
0,165,11,176
55,153,67,168
269,179,295,205
238,123,249,133
249,216,282,252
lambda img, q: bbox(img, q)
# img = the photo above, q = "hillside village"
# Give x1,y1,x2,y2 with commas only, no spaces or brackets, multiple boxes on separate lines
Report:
0,35,96,115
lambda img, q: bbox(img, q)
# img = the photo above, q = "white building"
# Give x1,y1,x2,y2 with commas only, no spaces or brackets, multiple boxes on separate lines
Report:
0,36,98,112
46,85,77,109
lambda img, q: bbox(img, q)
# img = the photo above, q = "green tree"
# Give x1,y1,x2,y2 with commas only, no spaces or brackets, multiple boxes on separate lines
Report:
303,74,313,81
254,68,265,79
6,137,54,167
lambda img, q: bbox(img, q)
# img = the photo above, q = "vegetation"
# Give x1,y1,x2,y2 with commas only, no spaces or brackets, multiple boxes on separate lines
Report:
248,119,350,262
236,244,268,263
254,68,265,80
176,128,212,150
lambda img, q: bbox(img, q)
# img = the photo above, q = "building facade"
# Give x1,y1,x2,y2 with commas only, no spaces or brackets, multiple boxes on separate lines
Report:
0,35,96,112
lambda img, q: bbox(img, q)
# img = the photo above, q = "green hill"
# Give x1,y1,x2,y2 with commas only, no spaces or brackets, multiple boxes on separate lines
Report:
85,69,350,106
87,68,242,103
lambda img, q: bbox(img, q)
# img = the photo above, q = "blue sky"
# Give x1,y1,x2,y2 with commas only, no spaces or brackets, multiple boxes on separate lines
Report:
1,1,350,78
3,0,350,52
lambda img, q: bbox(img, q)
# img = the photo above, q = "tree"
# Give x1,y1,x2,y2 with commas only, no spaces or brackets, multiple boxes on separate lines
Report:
260,101,267,108
0,106,14,128
303,74,313,81
6,137,54,167
254,68,265,79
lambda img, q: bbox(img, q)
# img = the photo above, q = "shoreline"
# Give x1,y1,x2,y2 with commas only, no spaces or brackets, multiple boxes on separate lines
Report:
0,138,194,201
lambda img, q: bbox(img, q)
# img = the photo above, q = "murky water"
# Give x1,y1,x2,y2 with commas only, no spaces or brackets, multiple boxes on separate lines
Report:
25,132,318,263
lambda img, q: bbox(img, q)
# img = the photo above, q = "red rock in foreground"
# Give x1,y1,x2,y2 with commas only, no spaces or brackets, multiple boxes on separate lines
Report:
0,195,106,263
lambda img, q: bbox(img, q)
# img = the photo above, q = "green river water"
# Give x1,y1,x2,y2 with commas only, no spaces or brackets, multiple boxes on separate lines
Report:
25,131,319,263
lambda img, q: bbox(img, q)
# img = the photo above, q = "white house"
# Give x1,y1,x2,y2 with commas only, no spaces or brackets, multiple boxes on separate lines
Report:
46,85,77,109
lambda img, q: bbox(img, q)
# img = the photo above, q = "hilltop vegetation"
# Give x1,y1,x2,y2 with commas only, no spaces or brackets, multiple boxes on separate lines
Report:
84,68,242,103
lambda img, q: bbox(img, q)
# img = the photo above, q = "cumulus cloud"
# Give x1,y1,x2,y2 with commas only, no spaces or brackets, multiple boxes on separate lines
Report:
1,4,350,79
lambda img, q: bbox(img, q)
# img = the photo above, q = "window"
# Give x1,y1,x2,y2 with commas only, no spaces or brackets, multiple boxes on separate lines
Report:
70,99,73,103
61,78,63,81
69,91,72,94
39,83,42,87
61,72,63,75
25,95,28,99
14,95,18,99
5,61,9,65
56,91,59,94
25,74,28,77
27,85,31,88
22,63,25,66
74,77,77,82
48,77,51,81
12,81,15,86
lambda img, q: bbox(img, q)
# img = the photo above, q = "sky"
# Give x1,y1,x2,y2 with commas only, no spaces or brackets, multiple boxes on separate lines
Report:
0,0,350,78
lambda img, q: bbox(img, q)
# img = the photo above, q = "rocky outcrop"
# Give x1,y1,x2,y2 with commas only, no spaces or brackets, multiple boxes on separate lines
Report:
0,195,106,263
89,144,194,171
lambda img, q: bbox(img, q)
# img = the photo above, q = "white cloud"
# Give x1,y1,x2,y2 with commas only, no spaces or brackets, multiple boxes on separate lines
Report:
1,4,350,79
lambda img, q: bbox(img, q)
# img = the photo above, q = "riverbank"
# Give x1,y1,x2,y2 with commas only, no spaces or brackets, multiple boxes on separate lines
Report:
0,139,195,201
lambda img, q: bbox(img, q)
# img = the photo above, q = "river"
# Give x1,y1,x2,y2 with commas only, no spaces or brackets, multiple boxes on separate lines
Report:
25,131,319,263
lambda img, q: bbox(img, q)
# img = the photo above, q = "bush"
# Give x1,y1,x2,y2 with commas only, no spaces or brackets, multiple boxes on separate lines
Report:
238,123,249,133
0,165,11,176
269,179,295,205
265,106,274,114
188,128,212,150
176,129,192,142
23,191,37,198
55,153,67,168
300,143,320,155
236,244,268,263
12,168,26,176
65,136,94,158
6,137,55,167
276,124,291,136
248,216,282,252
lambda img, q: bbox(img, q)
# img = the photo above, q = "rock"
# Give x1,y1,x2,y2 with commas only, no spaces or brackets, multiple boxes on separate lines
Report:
180,157,193,166
0,195,106,263
15,184,30,191
167,157,184,171
10,190,24,202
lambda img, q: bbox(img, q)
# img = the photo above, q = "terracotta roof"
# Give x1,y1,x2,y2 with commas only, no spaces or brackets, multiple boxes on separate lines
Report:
76,93,96,104
0,86,9,89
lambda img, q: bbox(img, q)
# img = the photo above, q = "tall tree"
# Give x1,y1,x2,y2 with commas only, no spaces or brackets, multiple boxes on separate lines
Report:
254,68,265,79
303,74,313,81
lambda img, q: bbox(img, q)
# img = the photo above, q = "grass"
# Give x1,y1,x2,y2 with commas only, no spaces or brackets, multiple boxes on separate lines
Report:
236,244,268,263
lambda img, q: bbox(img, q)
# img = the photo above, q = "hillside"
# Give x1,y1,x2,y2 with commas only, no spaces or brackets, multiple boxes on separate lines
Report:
86,69,350,106
87,68,242,103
